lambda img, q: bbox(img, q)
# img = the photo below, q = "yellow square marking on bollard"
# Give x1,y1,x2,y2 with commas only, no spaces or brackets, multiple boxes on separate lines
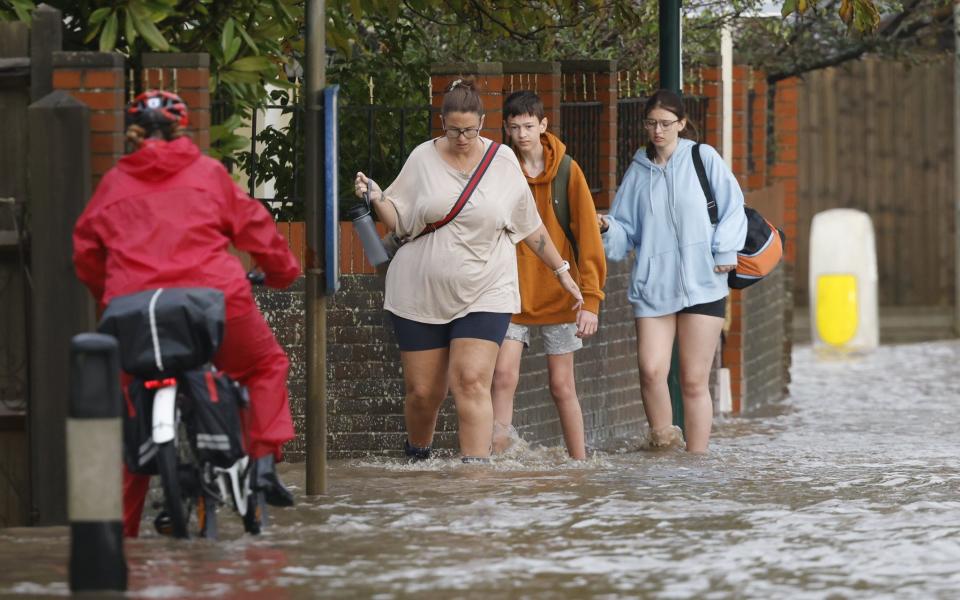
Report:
816,273,859,347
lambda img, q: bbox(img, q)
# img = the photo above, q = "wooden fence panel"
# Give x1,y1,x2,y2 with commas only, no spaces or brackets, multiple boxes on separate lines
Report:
795,57,955,309
0,21,31,528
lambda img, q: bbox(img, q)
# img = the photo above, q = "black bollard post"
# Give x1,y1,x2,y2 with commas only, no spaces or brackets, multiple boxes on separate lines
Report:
68,333,127,592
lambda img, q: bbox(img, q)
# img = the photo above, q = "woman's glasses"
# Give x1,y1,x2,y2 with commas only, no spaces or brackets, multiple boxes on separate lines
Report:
643,118,681,130
443,126,481,139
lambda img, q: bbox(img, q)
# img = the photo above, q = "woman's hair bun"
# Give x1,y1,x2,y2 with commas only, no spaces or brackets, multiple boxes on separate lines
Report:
446,78,476,93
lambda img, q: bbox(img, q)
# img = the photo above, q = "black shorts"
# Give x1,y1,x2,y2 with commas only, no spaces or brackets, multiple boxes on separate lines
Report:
679,297,726,318
389,312,512,352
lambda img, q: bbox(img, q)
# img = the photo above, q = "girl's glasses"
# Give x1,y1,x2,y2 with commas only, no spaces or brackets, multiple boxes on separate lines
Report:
643,118,680,130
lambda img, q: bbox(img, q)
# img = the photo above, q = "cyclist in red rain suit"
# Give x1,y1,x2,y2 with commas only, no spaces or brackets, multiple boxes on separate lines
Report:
73,90,301,537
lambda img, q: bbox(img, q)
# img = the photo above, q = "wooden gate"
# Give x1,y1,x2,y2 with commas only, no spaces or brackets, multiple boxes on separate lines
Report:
795,57,955,338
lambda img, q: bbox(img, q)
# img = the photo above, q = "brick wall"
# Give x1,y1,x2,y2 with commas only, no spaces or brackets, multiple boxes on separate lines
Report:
51,52,125,188
431,62,504,142
266,223,645,460
769,77,802,398
256,62,805,457
141,53,211,152
698,62,793,413
51,52,213,184
560,60,618,209
741,264,787,412
511,258,644,448
771,77,801,265
700,63,722,148
502,61,562,134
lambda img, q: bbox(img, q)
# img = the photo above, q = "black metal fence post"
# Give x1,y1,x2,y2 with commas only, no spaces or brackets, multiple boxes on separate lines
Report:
67,333,127,593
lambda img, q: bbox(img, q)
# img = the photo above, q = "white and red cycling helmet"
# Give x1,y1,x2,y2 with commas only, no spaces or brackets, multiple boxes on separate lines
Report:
126,89,189,133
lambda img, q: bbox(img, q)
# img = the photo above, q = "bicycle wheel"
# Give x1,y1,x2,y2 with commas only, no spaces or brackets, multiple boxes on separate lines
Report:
156,440,190,538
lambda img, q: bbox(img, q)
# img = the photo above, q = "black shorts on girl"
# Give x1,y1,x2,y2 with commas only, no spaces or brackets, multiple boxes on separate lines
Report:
390,311,512,352
678,297,726,318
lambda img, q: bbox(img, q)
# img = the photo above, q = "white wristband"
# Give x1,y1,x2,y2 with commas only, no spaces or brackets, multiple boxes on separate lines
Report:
553,260,571,278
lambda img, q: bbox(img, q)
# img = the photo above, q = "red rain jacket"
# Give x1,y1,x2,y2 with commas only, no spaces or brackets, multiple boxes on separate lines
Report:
73,137,300,318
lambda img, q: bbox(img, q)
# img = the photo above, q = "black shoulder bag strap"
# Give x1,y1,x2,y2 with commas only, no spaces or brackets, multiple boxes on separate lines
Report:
417,141,501,239
551,154,579,263
692,143,719,226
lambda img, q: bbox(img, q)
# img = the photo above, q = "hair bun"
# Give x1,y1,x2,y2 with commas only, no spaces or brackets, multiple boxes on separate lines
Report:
446,78,475,93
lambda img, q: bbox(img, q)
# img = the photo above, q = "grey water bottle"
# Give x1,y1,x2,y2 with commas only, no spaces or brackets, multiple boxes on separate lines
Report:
348,195,390,267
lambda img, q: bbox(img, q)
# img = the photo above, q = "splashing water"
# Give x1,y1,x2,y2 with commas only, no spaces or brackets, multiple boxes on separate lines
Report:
2,340,959,598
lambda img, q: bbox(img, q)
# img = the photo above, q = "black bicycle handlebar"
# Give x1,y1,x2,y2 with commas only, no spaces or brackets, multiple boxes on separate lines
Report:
246,270,266,286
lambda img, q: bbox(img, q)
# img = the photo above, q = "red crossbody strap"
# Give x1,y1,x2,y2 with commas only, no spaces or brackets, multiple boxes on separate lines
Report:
418,141,501,238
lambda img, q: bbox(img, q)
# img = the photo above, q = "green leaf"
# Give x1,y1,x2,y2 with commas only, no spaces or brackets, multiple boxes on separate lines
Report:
129,4,170,50
227,37,242,64
265,75,295,90
221,17,235,57
350,0,363,20
89,7,112,25
11,0,34,23
99,12,118,52
124,8,138,44
270,0,295,23
852,0,880,31
142,0,177,14
83,21,104,44
235,22,260,54
220,70,263,84
781,0,798,17
229,56,273,72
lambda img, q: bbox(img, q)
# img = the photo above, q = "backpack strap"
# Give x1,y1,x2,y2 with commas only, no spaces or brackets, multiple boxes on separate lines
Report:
551,153,579,263
692,143,719,225
418,141,501,238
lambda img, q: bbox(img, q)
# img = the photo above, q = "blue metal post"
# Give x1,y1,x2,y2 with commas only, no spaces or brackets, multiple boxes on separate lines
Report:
324,85,340,294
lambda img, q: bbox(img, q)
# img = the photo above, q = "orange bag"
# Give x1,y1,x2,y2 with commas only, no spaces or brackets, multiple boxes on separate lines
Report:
692,143,784,289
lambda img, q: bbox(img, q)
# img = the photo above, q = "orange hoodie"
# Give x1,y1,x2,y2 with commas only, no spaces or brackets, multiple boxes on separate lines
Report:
513,131,606,324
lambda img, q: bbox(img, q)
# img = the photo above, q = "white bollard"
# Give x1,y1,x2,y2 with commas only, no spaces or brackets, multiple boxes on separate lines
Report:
68,333,127,592
808,208,879,353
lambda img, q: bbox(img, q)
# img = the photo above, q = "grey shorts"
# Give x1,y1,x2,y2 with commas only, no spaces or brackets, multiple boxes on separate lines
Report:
503,322,583,355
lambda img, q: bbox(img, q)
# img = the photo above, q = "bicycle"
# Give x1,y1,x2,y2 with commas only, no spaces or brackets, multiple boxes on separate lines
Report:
98,274,268,539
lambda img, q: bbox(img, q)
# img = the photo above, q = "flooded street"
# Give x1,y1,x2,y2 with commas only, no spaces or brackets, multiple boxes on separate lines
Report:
2,340,959,599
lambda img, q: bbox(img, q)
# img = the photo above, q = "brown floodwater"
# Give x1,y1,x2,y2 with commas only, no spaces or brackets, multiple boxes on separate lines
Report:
2,340,959,598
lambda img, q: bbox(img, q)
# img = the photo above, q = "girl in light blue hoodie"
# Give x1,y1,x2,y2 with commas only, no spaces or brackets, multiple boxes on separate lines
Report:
599,90,747,453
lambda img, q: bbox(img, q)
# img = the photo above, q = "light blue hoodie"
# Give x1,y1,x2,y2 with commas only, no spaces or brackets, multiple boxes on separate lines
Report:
602,139,747,317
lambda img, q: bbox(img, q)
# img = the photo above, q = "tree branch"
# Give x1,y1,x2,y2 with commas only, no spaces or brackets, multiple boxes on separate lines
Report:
767,0,943,83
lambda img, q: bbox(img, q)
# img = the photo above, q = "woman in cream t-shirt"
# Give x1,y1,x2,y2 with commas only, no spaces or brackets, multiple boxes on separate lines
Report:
355,80,582,463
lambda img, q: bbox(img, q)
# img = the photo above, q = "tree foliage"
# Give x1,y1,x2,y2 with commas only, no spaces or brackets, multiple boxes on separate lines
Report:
0,0,303,161
2,0,949,219
738,0,954,82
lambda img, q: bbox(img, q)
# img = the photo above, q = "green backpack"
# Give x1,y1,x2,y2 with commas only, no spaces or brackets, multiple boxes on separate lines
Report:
551,154,578,262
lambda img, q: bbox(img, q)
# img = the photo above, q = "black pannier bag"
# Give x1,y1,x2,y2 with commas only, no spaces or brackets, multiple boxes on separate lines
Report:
98,287,226,378
121,368,248,474
180,367,248,468
122,380,160,475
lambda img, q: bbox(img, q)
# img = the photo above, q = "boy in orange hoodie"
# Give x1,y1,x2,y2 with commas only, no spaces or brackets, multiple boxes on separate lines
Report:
492,90,607,459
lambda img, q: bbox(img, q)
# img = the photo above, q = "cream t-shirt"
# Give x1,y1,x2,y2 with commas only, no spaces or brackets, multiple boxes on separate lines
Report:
383,137,542,324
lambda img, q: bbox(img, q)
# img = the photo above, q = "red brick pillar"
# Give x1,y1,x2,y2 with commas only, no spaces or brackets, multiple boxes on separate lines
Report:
430,63,504,142
52,52,125,189
719,64,755,413
771,77,801,266
698,60,723,149
560,60,618,209
748,70,769,191
141,53,211,153
730,65,751,187
502,61,562,134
